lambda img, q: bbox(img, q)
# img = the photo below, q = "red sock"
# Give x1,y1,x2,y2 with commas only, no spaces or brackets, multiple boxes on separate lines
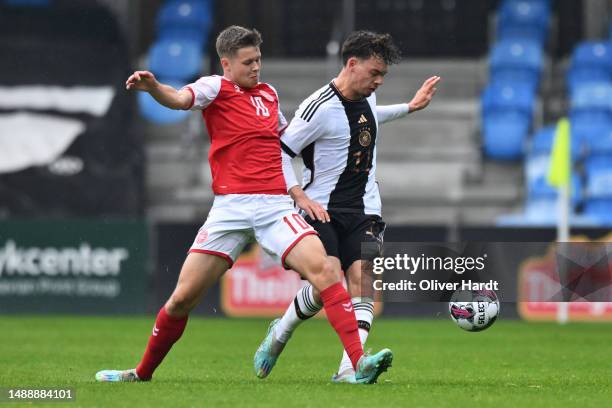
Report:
320,282,364,370
136,307,188,380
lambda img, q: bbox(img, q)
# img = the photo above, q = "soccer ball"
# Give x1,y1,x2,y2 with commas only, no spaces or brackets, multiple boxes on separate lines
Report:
449,289,500,332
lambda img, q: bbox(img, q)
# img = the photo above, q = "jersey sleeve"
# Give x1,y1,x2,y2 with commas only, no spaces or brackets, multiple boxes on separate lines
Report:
377,103,410,124
280,103,328,157
281,149,299,191
183,76,222,110
278,110,288,134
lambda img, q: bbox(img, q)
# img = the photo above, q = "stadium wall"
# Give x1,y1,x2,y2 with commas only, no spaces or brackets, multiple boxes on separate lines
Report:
1,221,610,319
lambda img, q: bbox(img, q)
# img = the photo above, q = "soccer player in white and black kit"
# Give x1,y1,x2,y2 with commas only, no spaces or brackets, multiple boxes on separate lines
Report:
254,31,440,383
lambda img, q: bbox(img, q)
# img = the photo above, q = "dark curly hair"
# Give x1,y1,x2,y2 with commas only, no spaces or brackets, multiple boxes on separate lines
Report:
216,25,262,58
341,31,401,66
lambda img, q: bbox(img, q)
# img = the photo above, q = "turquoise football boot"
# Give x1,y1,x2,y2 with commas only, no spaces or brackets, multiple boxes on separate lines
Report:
95,368,141,382
354,348,393,384
254,319,287,379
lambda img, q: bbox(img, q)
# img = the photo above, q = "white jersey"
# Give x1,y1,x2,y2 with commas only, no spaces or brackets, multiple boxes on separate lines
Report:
281,81,409,216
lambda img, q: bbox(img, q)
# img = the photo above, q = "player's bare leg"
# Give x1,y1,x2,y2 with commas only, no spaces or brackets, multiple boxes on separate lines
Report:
163,252,230,317
96,253,229,382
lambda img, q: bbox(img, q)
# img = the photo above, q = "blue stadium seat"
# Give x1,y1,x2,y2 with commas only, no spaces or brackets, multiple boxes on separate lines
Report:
571,111,612,135
586,168,612,198
570,41,612,68
148,39,202,81
499,187,595,226
584,154,612,199
528,125,556,155
482,82,535,114
483,112,531,160
528,125,583,160
482,82,535,160
577,119,612,155
138,79,191,124
569,83,612,138
583,199,612,224
570,82,612,113
157,0,212,46
525,154,582,205
525,196,558,217
496,206,599,227
566,41,612,93
497,0,551,45
528,174,583,206
158,27,210,48
490,39,543,90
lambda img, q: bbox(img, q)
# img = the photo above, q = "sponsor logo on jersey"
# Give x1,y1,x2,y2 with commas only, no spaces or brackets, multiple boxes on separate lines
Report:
358,114,368,124
358,130,372,147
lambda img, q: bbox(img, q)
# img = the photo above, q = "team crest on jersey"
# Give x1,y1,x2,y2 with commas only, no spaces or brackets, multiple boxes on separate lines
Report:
196,229,209,244
259,89,274,102
358,130,372,147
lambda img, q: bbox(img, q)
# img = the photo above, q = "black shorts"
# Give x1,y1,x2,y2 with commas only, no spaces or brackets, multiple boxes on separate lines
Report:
305,211,386,272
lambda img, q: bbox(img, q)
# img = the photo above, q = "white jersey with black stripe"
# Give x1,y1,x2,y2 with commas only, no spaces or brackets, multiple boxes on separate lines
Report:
281,81,409,216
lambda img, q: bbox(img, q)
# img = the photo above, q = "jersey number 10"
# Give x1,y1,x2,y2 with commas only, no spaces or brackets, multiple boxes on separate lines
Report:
250,96,270,117
283,214,310,234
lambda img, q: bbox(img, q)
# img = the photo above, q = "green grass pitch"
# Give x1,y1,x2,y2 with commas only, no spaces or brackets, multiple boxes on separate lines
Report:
1,316,611,407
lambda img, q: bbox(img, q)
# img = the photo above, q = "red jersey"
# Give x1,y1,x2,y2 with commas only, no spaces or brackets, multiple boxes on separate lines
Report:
185,76,288,195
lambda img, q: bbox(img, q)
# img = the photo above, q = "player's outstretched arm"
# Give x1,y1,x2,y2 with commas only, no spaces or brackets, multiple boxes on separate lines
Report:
407,75,440,112
376,76,441,124
125,70,192,110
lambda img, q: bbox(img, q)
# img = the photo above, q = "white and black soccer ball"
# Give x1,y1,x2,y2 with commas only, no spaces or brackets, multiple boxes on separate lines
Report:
449,289,500,332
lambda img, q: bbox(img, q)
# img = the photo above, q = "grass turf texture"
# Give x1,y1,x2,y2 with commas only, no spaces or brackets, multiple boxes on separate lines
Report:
0,316,611,407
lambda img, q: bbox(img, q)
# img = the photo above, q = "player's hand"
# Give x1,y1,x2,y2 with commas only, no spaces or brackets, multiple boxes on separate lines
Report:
125,70,159,92
408,76,440,112
292,191,330,223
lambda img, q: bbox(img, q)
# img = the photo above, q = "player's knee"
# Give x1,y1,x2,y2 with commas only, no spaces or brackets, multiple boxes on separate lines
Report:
308,256,338,286
165,293,195,317
321,257,336,279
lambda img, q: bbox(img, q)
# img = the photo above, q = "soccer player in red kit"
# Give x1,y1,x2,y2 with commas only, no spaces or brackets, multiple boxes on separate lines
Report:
95,26,392,384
